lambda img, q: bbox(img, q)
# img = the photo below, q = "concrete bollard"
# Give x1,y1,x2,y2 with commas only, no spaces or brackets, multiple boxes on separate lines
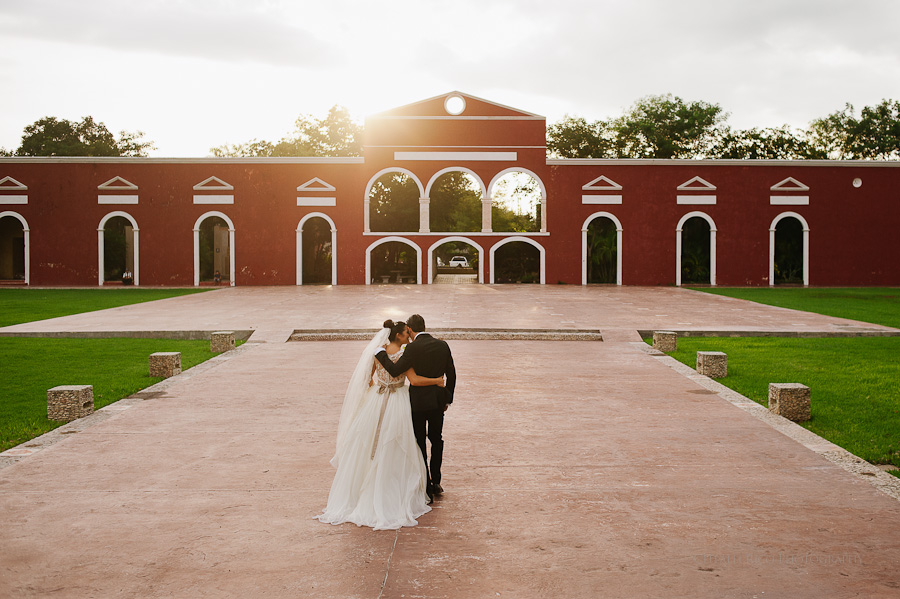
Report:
149,352,182,378
697,351,727,378
768,383,811,422
652,331,677,352
47,385,94,422
211,331,235,353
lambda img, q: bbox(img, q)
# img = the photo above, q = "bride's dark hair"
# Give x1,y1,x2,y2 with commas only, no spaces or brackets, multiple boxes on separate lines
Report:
383,319,407,342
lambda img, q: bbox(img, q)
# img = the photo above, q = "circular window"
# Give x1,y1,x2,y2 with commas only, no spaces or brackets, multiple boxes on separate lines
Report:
444,95,466,115
852,178,863,188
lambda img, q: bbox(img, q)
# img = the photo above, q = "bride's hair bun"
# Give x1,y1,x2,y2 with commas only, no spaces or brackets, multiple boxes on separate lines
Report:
383,319,394,329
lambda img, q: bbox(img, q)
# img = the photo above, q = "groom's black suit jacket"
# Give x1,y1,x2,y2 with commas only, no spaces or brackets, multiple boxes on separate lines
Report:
376,332,456,413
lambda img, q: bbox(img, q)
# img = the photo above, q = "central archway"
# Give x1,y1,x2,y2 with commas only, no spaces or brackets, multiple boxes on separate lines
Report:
98,211,139,286
296,213,337,285
675,211,717,286
489,237,545,284
582,212,622,285
427,236,484,283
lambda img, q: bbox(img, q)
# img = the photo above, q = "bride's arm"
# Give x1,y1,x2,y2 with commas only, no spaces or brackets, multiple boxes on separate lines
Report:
406,368,445,387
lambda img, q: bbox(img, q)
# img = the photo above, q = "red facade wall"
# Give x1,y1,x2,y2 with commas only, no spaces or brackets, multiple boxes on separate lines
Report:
2,93,899,287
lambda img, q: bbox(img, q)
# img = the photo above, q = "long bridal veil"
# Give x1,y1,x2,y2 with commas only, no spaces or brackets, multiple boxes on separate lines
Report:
331,327,389,468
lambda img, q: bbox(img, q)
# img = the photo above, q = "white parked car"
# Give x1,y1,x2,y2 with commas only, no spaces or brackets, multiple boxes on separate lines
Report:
448,256,469,268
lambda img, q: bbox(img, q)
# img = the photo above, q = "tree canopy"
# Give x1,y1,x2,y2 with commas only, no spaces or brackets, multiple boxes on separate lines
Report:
5,116,154,157
210,106,363,157
548,95,900,160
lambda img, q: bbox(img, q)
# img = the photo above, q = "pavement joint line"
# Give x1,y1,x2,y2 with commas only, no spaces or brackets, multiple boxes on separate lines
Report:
0,341,261,471
629,341,900,503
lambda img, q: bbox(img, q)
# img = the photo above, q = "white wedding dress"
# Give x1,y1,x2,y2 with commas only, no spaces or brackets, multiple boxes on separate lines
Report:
315,346,431,530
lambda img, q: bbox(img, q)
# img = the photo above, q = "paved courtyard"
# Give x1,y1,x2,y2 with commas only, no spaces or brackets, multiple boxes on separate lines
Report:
1,286,899,598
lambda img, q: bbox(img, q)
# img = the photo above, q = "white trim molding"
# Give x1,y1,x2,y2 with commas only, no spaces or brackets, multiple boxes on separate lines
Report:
424,167,487,198
0,176,28,190
582,175,623,191
426,236,485,284
581,212,623,286
0,195,28,205
193,195,234,204
98,176,138,190
677,195,717,205
193,176,234,191
365,236,422,285
297,177,336,192
675,211,717,287
770,177,809,191
769,212,810,287
677,176,717,191
489,237,546,284
98,194,139,205
0,211,30,284
297,197,336,207
192,211,236,287
97,211,140,287
296,212,337,286
770,195,809,205
582,195,622,205
395,151,517,161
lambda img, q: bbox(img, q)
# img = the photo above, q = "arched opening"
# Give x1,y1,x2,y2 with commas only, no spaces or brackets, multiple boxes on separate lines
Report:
0,214,26,283
773,216,805,285
297,213,336,285
98,212,138,286
585,216,619,284
489,170,545,233
367,238,420,285
367,170,421,233
676,212,716,286
194,213,234,286
429,238,481,284
427,169,484,233
490,238,545,284
680,217,711,284
101,216,133,284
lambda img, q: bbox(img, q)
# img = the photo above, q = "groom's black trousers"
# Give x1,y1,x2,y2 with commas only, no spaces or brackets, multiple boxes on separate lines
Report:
412,408,444,487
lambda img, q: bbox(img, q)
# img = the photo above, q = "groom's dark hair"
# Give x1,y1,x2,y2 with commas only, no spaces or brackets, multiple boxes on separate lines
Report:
407,314,426,333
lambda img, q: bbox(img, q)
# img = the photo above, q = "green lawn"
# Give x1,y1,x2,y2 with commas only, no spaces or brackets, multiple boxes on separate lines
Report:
688,287,900,329
660,336,900,471
0,288,211,327
0,337,240,452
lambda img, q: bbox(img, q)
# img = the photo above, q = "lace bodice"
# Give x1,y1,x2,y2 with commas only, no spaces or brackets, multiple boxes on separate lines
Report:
373,349,406,387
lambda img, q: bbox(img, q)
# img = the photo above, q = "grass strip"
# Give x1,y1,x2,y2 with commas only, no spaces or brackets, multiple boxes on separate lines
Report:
0,337,241,452
688,287,900,329
655,336,900,471
0,288,212,327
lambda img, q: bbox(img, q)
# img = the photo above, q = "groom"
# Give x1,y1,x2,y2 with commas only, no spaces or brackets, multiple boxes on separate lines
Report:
375,314,456,498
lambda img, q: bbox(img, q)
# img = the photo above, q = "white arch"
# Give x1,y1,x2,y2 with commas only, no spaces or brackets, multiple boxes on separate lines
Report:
426,236,485,284
769,211,810,286
97,211,140,286
675,211,717,287
487,167,548,233
424,167,487,198
581,212,623,285
489,236,546,285
365,236,422,285
363,168,426,233
296,212,337,286
193,211,235,287
0,211,30,285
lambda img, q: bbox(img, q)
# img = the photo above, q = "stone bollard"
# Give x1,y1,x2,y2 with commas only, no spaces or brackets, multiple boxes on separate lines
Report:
697,351,727,378
768,383,811,422
652,331,677,352
211,331,235,353
149,352,182,378
47,385,94,422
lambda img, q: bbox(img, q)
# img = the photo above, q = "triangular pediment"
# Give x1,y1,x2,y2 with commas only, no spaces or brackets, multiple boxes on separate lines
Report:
297,177,336,192
98,176,138,190
193,176,234,191
677,176,716,191
372,91,544,119
0,176,27,191
582,175,623,191
770,177,809,191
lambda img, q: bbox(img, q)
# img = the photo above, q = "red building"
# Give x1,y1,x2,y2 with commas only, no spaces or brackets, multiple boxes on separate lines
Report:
1,92,898,287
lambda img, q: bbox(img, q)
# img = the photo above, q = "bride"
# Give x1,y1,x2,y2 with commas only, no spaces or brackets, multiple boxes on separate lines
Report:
315,320,443,530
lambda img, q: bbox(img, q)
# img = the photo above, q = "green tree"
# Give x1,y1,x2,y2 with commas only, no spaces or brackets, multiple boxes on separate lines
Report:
547,116,617,158
211,105,363,157
612,94,727,158
368,172,419,232
15,116,154,157
808,100,900,160
429,171,483,232
712,125,826,159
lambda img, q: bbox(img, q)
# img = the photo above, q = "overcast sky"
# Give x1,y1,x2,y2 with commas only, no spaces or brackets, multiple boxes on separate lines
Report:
2,0,898,156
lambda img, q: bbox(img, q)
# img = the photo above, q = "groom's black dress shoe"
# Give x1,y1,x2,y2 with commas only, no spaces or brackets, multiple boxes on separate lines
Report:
432,484,443,495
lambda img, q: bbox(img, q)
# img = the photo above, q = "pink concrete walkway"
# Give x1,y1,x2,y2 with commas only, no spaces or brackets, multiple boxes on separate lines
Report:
1,287,899,597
